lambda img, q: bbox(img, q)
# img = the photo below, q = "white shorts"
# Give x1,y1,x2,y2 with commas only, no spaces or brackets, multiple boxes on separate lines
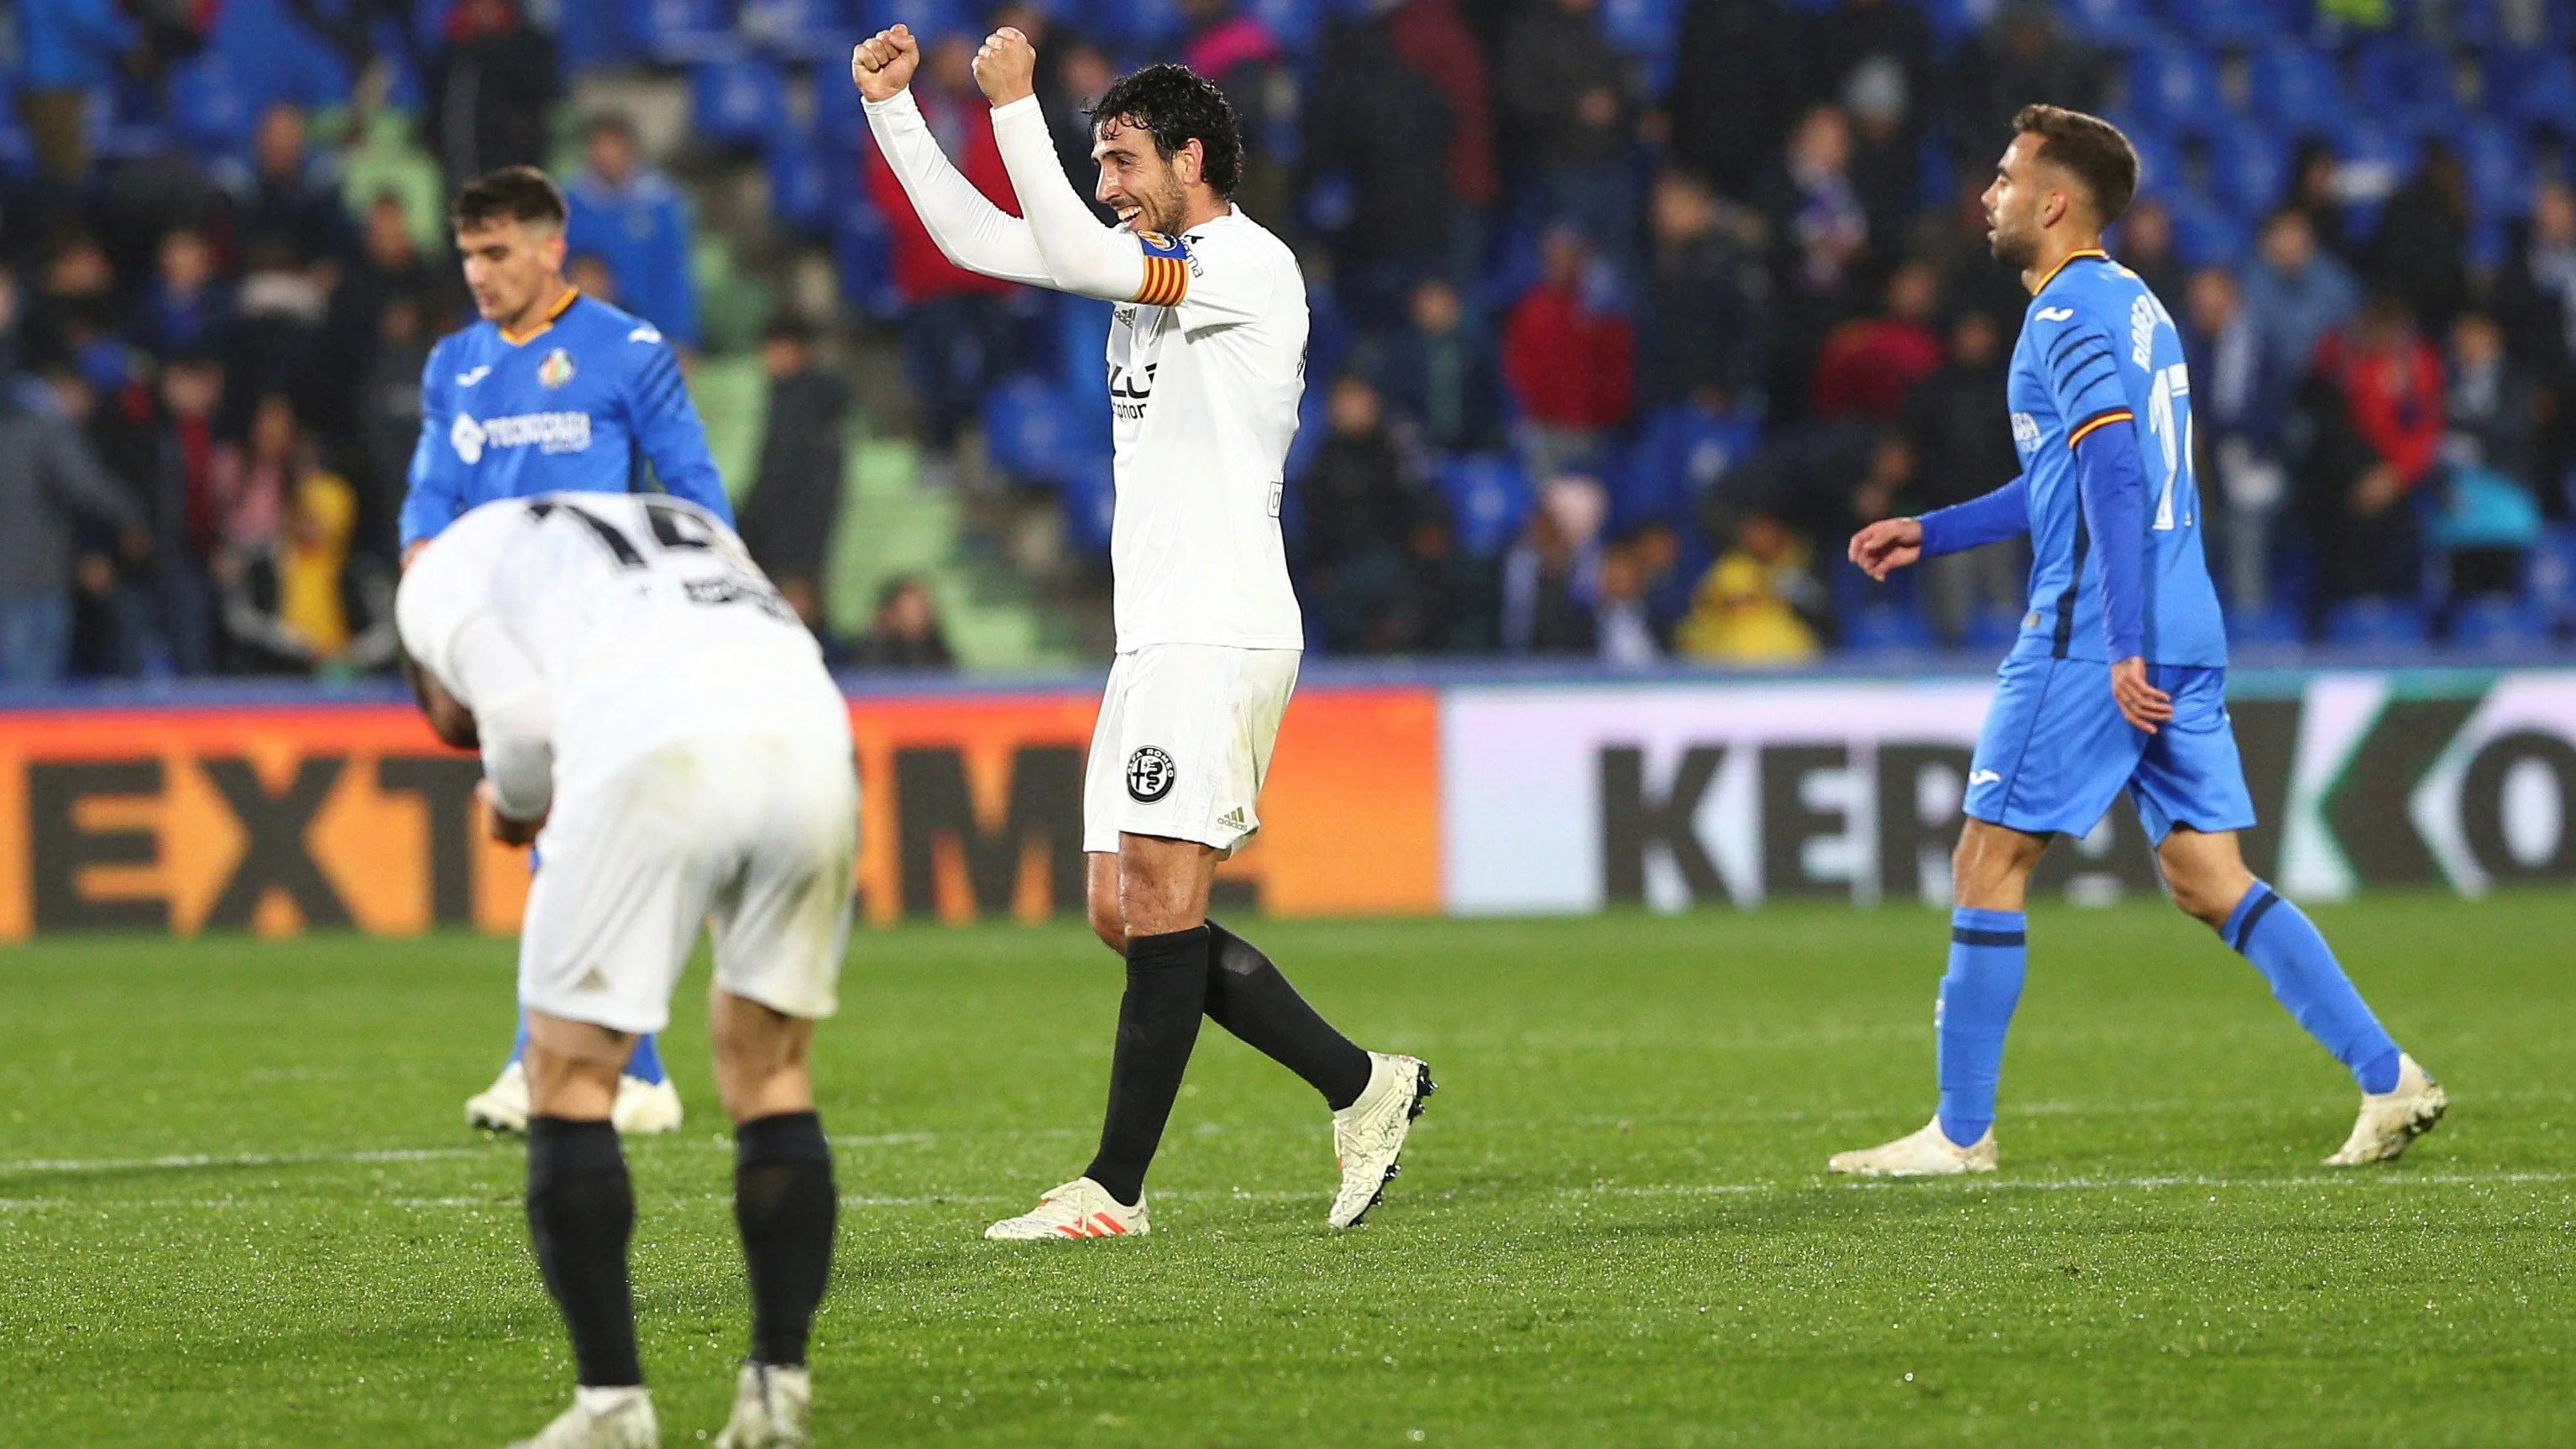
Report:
520,729,858,1034
1082,644,1300,855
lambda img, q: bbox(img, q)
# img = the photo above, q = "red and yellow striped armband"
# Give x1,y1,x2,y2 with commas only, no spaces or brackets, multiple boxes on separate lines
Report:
2067,408,2134,448
1132,231,1191,308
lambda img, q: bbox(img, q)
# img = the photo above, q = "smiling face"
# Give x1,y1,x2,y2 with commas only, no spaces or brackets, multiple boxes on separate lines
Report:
1092,117,1196,237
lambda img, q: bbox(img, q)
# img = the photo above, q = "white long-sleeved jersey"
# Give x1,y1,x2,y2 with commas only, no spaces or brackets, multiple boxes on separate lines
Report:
866,87,1306,651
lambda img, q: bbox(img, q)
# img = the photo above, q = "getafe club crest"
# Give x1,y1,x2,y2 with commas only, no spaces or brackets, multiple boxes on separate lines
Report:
537,347,577,389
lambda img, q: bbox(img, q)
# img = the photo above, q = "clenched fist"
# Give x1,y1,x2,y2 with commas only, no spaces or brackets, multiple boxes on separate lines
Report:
972,27,1038,107
851,25,920,103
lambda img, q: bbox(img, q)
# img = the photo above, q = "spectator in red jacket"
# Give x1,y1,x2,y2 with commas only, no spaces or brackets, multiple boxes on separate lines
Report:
1504,226,1636,481
865,29,1029,457
1810,257,1943,421
2299,294,2445,605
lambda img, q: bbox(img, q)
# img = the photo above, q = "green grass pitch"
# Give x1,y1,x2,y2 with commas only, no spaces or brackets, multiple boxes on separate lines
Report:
2,893,2569,1446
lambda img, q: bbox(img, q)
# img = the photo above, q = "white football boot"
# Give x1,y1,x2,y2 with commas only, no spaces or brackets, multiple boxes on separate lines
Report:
611,1075,684,1135
1828,1117,1998,1177
712,1363,810,1449
507,1389,657,1449
1328,1053,1437,1229
984,1177,1150,1240
2325,1053,2448,1166
467,1060,531,1133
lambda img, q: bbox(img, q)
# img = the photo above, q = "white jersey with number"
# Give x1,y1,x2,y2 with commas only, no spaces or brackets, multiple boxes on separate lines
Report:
395,493,851,800
1107,208,1308,651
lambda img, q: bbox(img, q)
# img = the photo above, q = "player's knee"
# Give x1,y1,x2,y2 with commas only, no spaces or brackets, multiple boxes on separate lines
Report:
2163,861,2244,930
1950,824,2042,908
1089,899,1128,955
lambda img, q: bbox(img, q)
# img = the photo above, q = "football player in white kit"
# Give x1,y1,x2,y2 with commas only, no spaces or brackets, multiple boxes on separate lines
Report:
398,494,856,1449
853,26,1434,1238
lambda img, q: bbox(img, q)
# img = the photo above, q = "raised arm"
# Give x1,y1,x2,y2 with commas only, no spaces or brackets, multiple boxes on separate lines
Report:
976,29,1160,306
854,29,1053,288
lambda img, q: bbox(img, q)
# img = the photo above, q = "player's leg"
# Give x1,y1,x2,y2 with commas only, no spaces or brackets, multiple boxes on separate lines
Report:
520,1010,654,1445
1832,653,2136,1177
1086,831,1219,1210
700,727,856,1448
2135,673,2447,1164
1092,840,1379,1121
505,753,726,1449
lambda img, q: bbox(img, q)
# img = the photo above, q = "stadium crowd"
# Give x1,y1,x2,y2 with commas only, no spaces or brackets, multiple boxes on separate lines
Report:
6,0,2576,683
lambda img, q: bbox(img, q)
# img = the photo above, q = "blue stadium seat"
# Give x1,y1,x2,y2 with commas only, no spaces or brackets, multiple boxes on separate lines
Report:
635,0,745,64
1060,458,1118,555
814,53,870,145
2055,0,2162,50
2225,601,2306,646
2448,594,2555,650
831,192,904,320
167,53,258,160
2161,0,2280,49
2114,121,2185,199
1621,404,1757,535
1059,296,1117,388
2333,118,2420,227
983,375,1099,485
2163,188,2249,268
767,133,836,234
741,0,855,61
2248,44,2349,138
559,0,645,70
2356,39,2458,118
1439,454,1536,558
1081,0,1189,48
2128,42,2224,135
1246,0,1325,51
2452,118,2535,219
1598,0,1678,91
2207,123,2289,216
1841,605,1936,655
863,0,971,44
2493,46,2576,133
2526,523,2576,625
2323,597,2430,646
693,56,792,148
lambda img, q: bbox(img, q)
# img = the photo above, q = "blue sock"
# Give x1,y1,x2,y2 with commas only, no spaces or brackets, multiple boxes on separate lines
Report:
624,1033,667,1085
1936,907,2028,1149
2223,882,2401,1095
508,1011,529,1068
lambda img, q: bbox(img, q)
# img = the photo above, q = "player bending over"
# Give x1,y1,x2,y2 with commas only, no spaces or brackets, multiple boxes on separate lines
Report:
854,26,1432,1237
404,166,741,1140
1835,107,2446,1177
400,494,855,1448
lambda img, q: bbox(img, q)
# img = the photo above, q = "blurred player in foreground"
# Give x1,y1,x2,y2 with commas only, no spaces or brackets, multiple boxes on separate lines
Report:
403,166,741,1138
854,25,1433,1237
401,493,854,1448
1836,107,2446,1176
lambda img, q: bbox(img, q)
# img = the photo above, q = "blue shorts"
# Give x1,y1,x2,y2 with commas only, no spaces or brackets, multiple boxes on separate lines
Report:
1964,652,2258,844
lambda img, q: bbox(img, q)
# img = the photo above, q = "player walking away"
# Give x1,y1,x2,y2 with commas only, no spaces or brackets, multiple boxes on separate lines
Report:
1835,107,2446,1178
403,165,741,1140
852,27,1433,1237
400,494,855,1449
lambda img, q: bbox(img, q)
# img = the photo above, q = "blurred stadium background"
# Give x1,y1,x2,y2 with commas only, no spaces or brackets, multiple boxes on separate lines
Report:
4,0,2576,940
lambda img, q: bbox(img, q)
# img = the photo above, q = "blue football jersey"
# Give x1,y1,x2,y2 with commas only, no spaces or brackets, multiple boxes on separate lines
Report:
399,290,732,547
2006,249,2227,666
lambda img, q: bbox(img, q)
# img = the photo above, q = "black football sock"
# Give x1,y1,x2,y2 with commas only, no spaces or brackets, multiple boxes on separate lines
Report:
1081,924,1212,1206
1203,918,1374,1112
734,1111,836,1368
525,1117,642,1388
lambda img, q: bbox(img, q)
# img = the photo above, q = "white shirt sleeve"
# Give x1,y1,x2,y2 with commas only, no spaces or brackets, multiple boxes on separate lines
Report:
448,614,557,824
988,95,1156,305
862,88,1054,287
1167,225,1276,335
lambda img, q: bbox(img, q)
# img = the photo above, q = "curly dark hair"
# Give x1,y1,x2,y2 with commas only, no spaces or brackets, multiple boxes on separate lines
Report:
450,165,568,233
1086,63,1243,199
